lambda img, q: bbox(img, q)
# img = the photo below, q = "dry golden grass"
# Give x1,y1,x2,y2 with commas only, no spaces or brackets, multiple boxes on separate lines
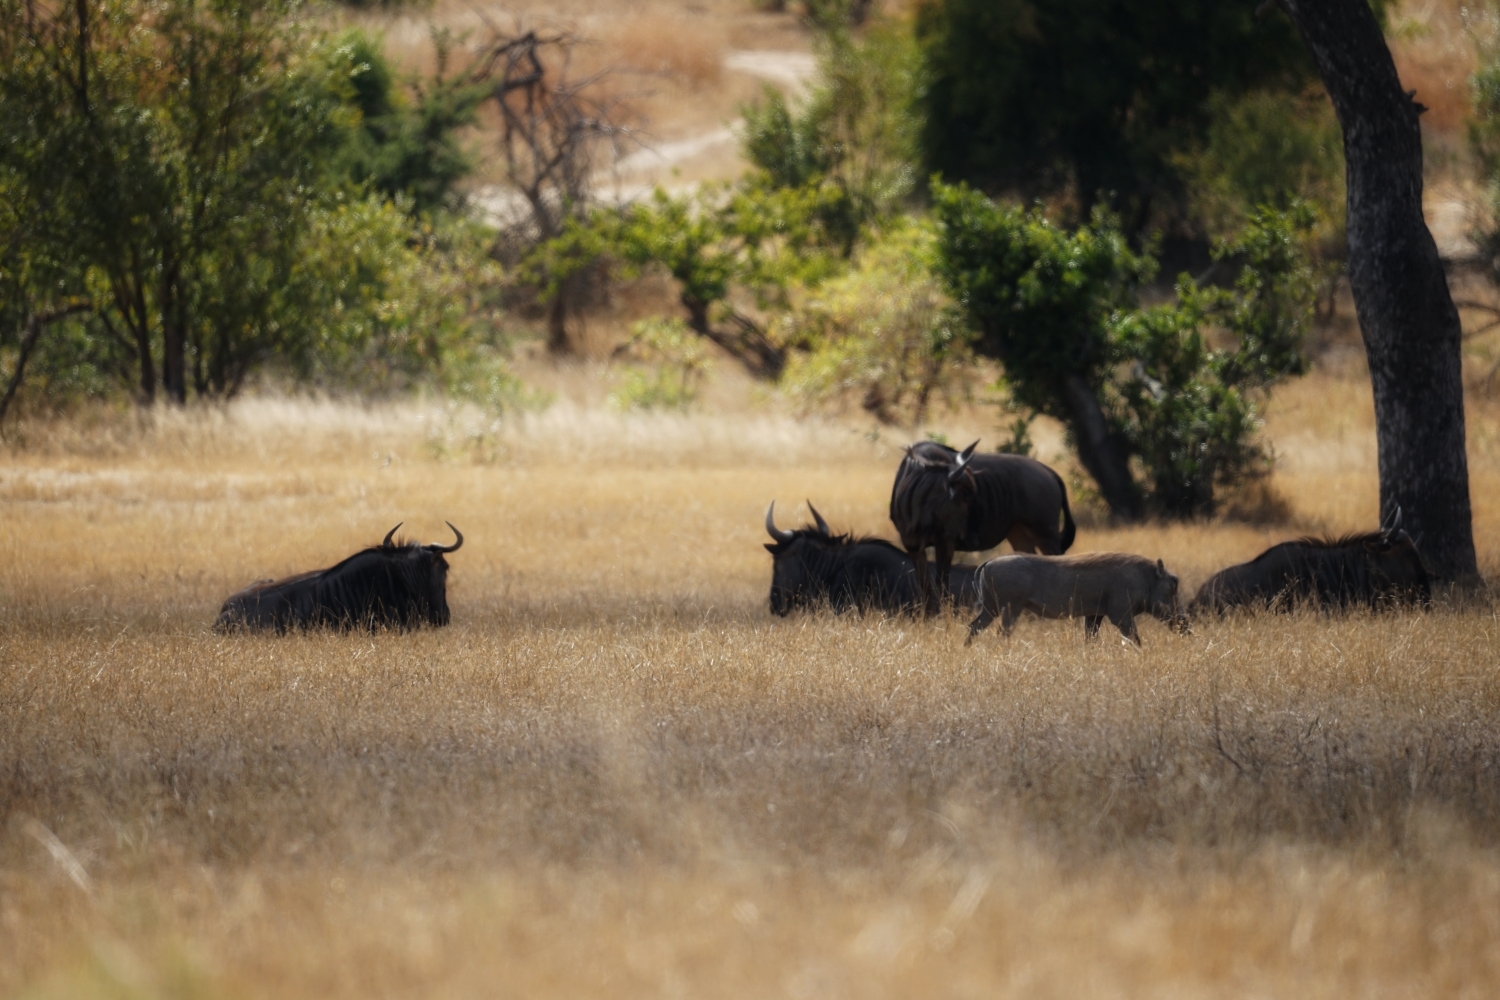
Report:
5,368,1500,998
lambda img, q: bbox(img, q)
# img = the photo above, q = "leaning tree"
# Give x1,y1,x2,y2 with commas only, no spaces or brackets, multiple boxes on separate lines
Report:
1274,0,1478,583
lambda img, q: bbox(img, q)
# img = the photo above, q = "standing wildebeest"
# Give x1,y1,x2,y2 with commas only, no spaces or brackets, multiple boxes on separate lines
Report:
765,502,980,616
890,440,1075,615
965,553,1187,645
215,522,463,632
1190,508,1429,614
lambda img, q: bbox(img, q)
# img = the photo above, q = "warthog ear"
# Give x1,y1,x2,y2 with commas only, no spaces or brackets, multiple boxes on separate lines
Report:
1157,558,1165,574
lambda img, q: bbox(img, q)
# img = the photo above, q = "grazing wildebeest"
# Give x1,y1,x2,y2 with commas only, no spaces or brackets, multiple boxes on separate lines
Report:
964,553,1187,645
890,440,1075,615
214,522,463,632
765,502,980,616
1190,508,1429,614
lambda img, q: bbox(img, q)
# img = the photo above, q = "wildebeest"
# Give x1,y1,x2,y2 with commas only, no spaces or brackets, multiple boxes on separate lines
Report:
890,440,1075,615
1190,508,1429,614
965,552,1187,645
214,522,463,632
765,502,980,616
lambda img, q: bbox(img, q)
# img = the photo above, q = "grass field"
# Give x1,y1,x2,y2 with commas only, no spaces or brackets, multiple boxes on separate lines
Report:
4,369,1500,999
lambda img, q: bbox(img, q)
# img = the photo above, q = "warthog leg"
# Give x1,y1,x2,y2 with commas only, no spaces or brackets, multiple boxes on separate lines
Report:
1108,609,1141,644
1084,615,1104,640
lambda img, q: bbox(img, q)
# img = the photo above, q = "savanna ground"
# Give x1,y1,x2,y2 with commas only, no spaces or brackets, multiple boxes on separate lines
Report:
9,0,1500,996
5,360,1500,999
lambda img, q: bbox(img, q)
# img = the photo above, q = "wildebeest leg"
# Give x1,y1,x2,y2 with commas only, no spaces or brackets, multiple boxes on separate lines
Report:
1084,615,1104,640
932,541,955,615
910,544,934,616
1006,525,1038,554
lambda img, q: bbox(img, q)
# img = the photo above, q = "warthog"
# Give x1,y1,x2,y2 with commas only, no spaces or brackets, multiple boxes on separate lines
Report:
964,553,1186,645
765,502,981,616
215,522,463,632
890,440,1075,615
1190,508,1429,614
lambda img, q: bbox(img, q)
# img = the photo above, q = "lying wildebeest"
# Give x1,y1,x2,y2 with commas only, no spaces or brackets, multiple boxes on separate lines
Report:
765,502,980,615
1190,508,1429,614
964,553,1187,645
215,522,463,632
890,440,1075,615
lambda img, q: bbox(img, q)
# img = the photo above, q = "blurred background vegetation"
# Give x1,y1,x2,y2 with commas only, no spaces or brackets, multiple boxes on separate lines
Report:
0,0,1489,519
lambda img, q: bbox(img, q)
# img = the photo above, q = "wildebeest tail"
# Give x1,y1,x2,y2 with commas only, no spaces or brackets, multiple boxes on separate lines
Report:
1051,466,1076,553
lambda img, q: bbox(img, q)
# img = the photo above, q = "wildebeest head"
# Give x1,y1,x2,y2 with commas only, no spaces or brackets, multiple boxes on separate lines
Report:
1360,507,1430,603
764,500,840,615
943,439,980,499
374,521,464,626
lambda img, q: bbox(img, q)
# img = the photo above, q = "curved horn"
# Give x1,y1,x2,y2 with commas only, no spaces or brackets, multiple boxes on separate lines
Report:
807,500,831,536
947,439,980,484
765,502,795,544
382,523,403,547
428,522,463,554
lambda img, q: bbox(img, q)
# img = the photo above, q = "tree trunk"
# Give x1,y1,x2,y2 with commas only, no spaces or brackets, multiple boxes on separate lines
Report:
0,304,91,429
1278,0,1478,583
680,292,785,380
546,293,569,355
160,253,186,403
1062,372,1142,519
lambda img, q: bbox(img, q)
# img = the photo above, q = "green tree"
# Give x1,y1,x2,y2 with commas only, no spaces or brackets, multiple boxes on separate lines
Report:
335,29,486,216
779,222,974,426
0,0,507,417
933,182,1314,518
742,16,922,233
915,0,1323,229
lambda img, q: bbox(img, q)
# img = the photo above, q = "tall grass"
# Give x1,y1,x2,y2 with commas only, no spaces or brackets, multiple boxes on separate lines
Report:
4,371,1500,997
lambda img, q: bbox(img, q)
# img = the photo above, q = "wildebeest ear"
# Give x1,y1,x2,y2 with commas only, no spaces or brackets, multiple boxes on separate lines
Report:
1364,538,1392,553
959,440,979,462
764,543,780,553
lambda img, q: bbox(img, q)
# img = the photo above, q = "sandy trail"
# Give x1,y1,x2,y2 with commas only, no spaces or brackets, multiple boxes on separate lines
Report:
473,48,817,223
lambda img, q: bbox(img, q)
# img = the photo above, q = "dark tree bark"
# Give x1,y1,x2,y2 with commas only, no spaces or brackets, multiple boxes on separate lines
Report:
679,291,785,380
1278,0,1478,582
160,252,186,403
0,304,92,429
1062,372,1143,520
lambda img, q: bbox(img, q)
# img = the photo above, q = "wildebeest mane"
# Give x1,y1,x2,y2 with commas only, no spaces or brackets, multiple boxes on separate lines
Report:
1289,530,1390,550
763,526,901,555
312,545,445,628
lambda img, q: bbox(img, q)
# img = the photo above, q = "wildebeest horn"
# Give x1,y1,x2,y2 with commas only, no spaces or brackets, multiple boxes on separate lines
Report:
1383,505,1403,535
808,501,831,536
428,522,463,553
765,502,795,543
382,523,403,547
947,439,980,484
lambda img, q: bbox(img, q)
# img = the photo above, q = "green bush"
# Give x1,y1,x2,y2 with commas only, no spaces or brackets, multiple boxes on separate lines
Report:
609,318,715,411
1175,89,1345,243
933,182,1315,518
741,17,922,229
779,222,974,426
0,0,515,414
